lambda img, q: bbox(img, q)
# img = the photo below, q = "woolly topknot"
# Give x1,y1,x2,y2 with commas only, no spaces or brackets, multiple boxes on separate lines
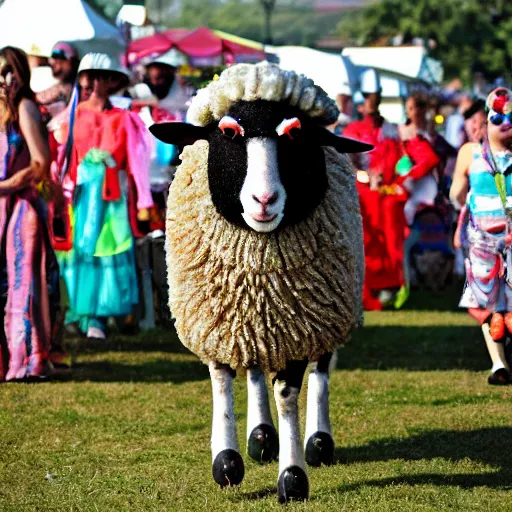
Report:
187,62,340,127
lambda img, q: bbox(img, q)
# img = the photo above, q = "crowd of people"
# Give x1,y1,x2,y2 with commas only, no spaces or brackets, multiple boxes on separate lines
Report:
0,42,189,381
339,69,455,310
0,41,509,385
335,68,512,385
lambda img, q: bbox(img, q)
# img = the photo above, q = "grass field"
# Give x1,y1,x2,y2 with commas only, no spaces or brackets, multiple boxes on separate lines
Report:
1,285,512,511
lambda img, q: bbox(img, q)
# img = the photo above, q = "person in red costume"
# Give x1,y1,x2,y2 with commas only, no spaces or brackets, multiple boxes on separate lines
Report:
344,70,440,310
344,70,407,310
400,93,447,225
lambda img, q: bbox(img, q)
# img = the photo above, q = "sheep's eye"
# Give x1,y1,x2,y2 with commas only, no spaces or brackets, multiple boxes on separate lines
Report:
219,116,244,139
276,118,302,140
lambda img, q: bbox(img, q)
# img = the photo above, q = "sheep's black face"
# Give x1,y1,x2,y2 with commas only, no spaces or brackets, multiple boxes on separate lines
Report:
149,99,372,233
207,99,329,232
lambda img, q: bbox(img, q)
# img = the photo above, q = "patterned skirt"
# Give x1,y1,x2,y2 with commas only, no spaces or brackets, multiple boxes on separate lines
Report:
459,221,512,312
0,192,58,381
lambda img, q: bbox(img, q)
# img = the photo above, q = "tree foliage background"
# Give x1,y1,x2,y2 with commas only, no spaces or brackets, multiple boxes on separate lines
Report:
336,0,512,82
86,0,341,47
86,0,512,82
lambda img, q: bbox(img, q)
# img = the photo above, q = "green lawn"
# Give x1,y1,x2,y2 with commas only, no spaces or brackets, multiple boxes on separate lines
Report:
1,286,512,511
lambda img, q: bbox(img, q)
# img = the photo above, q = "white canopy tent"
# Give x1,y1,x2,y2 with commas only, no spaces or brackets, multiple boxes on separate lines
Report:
341,46,443,123
0,0,122,57
266,45,412,123
266,45,352,101
267,45,411,99
341,46,443,86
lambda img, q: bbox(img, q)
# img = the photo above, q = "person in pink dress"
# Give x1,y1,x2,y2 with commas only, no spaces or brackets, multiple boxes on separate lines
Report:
0,46,58,381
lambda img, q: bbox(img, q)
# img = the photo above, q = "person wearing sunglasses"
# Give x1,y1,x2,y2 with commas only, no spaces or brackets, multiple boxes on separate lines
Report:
450,87,512,385
35,42,79,117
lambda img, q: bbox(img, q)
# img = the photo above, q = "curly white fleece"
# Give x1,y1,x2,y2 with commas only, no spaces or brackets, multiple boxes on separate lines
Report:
165,141,364,372
187,62,339,127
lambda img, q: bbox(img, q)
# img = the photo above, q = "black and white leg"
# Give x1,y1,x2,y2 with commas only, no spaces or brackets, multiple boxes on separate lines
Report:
209,362,245,487
304,352,335,467
273,359,309,503
246,367,279,463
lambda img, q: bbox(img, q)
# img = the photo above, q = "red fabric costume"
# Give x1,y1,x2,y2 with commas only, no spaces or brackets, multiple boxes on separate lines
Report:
344,115,406,310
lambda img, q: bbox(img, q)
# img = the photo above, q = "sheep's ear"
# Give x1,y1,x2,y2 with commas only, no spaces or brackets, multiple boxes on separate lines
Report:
149,122,209,146
314,126,373,154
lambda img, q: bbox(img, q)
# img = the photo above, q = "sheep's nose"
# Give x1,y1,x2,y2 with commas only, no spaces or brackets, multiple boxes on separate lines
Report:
252,192,279,207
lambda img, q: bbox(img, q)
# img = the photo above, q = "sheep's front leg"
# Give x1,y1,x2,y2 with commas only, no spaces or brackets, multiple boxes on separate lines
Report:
304,352,335,466
209,362,245,487
273,359,309,503
246,367,279,463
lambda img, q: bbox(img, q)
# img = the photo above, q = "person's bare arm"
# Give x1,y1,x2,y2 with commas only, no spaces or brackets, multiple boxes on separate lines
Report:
18,98,50,181
449,142,473,207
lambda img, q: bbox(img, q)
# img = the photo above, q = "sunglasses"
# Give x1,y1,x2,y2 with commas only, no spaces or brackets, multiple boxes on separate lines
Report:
85,71,118,82
489,112,512,126
51,49,69,60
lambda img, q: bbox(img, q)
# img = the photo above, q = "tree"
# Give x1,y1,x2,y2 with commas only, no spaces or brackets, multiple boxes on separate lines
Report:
260,0,277,45
336,0,512,83
86,0,123,20
85,0,344,49
168,0,341,47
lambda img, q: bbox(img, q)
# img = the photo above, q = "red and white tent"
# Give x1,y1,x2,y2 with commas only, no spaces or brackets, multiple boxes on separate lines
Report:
127,26,265,66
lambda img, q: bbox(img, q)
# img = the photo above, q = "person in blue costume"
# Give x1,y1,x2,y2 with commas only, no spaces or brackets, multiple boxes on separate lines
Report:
451,87,512,385
58,53,153,340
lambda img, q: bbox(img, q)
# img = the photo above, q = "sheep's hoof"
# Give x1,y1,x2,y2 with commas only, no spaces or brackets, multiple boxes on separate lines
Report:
305,431,335,467
277,466,309,504
212,449,245,487
247,424,279,463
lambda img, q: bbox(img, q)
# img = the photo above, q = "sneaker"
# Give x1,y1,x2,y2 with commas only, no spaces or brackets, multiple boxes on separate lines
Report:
488,367,510,386
86,326,106,341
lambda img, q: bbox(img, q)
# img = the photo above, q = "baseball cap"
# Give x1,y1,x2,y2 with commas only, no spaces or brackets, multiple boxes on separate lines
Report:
51,42,78,61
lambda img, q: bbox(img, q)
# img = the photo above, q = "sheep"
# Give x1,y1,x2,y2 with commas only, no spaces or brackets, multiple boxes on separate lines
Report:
150,62,371,503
